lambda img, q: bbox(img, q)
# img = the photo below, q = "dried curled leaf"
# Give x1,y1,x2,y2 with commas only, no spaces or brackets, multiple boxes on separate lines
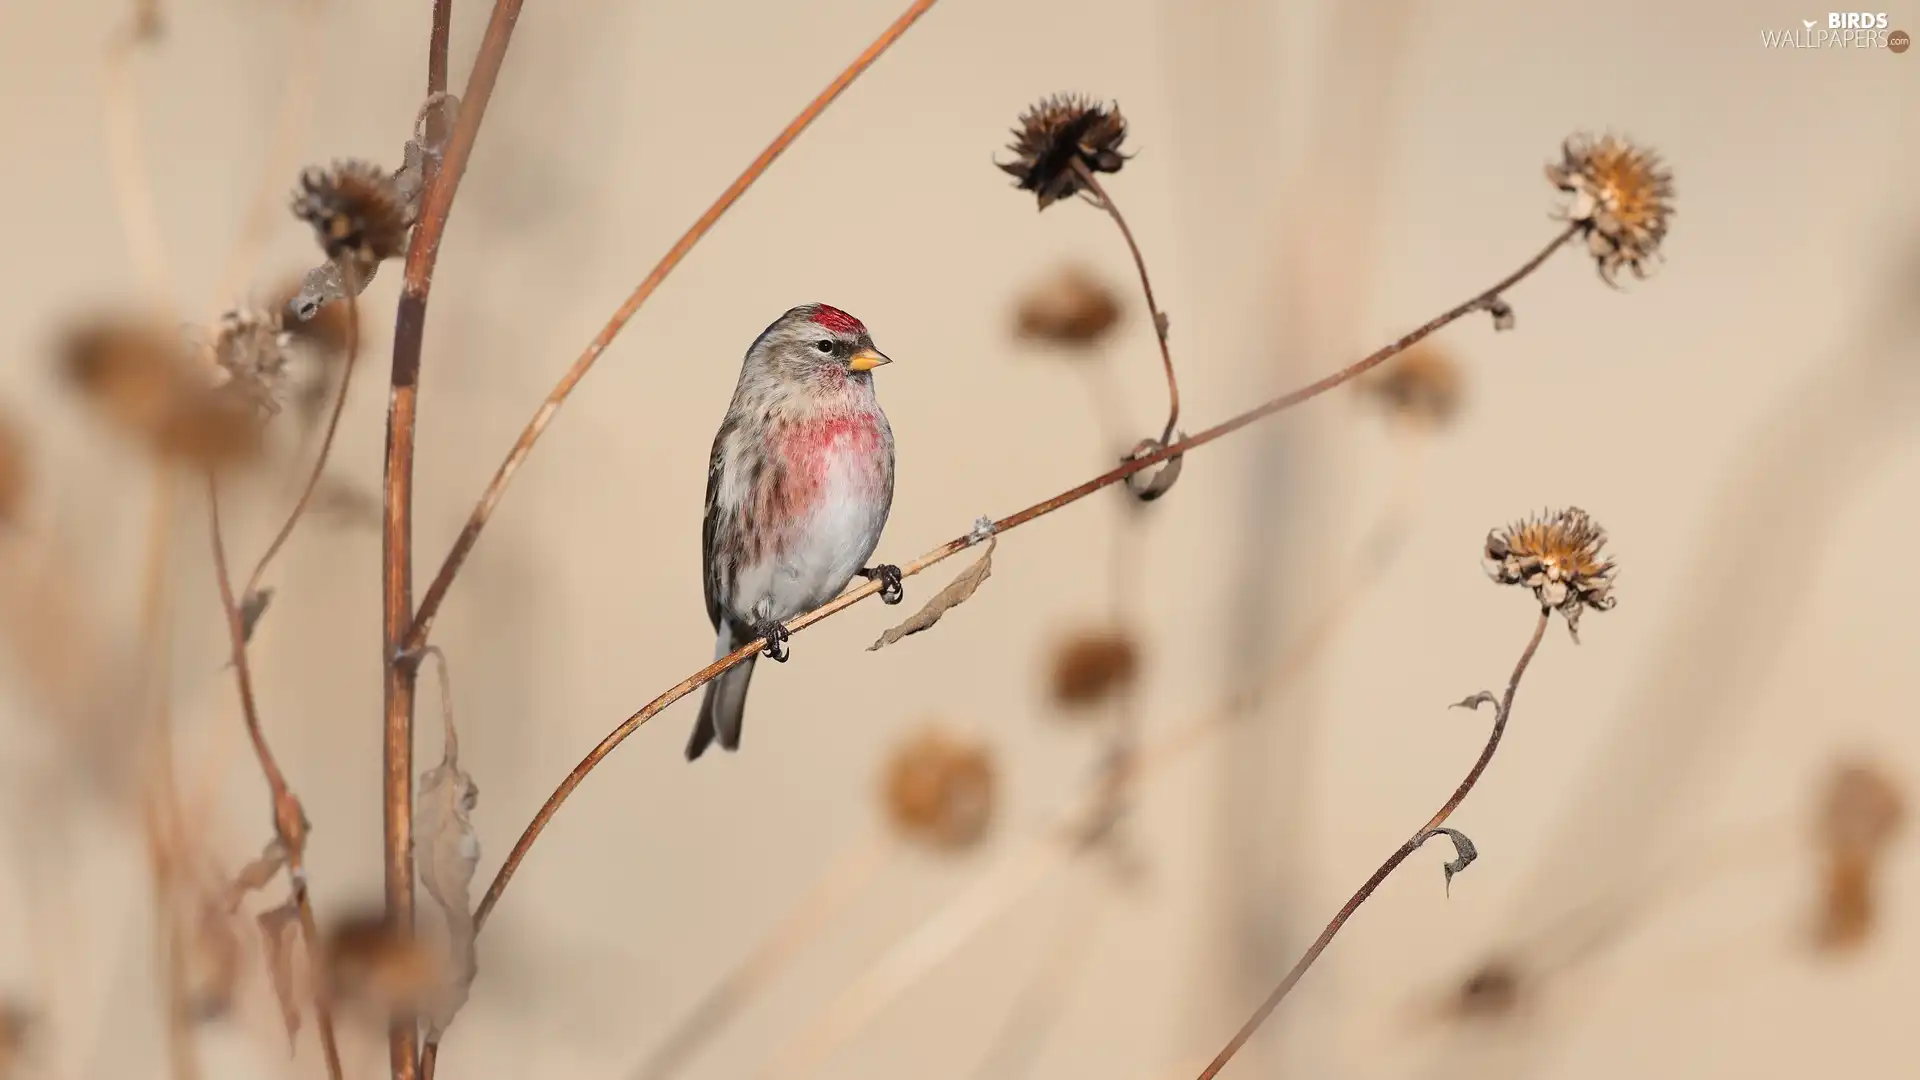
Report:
414,650,479,1035
867,538,995,651
257,899,303,1048
223,839,288,911
185,893,243,1021
1428,827,1478,895
1450,690,1500,716
240,588,274,645
1121,435,1183,502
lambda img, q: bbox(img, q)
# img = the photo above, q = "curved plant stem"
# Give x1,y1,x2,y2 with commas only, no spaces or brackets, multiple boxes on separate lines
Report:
1191,609,1552,1080
1073,163,1179,444
402,0,943,653
207,477,344,1080
470,224,1577,933
243,295,360,602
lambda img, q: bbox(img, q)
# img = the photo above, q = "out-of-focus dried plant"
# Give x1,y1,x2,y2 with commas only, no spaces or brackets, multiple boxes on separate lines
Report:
211,307,294,416
58,314,264,467
322,910,444,1027
1546,133,1674,286
882,726,997,851
1014,264,1123,347
1048,629,1140,707
0,409,27,524
307,475,383,529
1484,507,1617,641
997,95,1130,210
867,537,995,650
0,1001,29,1080
182,889,244,1021
415,646,480,1038
1812,759,1906,952
1360,342,1464,431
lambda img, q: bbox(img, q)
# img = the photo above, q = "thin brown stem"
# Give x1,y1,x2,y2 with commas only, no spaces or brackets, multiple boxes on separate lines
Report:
244,296,360,602
1191,609,1552,1080
387,6,516,1076
207,477,344,1080
1074,164,1179,444
402,0,943,653
471,224,1577,932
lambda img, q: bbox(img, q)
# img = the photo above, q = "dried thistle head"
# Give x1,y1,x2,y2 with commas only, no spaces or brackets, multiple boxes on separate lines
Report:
998,95,1129,210
881,726,996,851
291,160,414,265
58,314,264,468
322,910,442,1023
1014,264,1122,346
1484,507,1616,640
1361,344,1464,430
0,410,27,525
1049,629,1141,707
1819,760,1905,861
1546,133,1674,286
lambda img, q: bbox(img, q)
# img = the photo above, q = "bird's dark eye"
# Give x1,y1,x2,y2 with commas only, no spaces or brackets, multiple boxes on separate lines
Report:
813,339,835,354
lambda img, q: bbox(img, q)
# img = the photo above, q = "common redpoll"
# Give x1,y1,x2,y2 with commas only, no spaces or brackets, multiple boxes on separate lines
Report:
687,304,903,760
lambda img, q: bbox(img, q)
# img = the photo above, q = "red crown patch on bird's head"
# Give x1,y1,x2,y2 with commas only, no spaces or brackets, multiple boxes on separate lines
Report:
809,305,866,336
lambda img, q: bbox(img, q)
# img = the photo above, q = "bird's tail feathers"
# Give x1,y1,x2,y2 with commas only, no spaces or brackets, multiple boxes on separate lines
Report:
687,625,757,760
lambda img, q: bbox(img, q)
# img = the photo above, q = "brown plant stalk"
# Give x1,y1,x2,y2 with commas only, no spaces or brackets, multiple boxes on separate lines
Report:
1072,162,1180,444
206,477,344,1080
402,0,944,653
471,222,1578,934
1191,608,1552,1080
384,2,517,1077
243,296,360,602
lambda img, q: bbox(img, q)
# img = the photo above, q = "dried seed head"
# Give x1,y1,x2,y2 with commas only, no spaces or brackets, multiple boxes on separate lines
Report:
291,160,414,264
998,95,1129,210
1049,629,1141,707
1484,507,1616,640
1014,264,1123,346
1546,133,1674,286
212,308,294,416
0,411,27,524
322,910,442,1022
1818,760,1904,861
881,726,996,851
58,314,264,468
1361,344,1464,430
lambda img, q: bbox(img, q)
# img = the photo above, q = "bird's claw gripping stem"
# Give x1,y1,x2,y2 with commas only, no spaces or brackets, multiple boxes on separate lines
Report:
756,620,791,663
860,564,905,605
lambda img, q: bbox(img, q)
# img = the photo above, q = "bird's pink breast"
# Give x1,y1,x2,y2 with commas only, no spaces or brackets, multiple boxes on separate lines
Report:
769,413,886,516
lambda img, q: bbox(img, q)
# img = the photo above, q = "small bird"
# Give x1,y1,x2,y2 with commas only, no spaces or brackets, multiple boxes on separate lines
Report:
688,303,904,760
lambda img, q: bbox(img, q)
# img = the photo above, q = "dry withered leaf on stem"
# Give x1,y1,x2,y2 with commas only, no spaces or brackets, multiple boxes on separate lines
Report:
1014,264,1122,346
414,649,479,1034
184,891,244,1021
223,838,288,911
257,898,304,1048
1048,629,1140,707
881,726,997,851
868,537,996,651
239,587,274,646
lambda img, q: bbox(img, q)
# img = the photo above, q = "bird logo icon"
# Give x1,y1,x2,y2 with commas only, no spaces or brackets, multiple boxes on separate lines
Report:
1803,18,1818,28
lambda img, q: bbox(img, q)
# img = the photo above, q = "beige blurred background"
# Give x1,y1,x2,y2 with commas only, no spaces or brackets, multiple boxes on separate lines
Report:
1,1,1916,1079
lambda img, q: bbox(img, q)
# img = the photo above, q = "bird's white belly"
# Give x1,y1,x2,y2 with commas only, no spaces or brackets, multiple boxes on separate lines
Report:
741,449,886,624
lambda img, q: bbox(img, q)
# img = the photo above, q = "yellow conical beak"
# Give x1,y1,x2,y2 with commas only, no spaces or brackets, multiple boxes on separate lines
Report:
848,348,892,372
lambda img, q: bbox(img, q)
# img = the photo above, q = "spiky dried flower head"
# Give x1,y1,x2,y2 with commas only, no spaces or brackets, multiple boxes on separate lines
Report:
291,159,414,266
998,95,1129,210
1014,264,1123,346
58,315,264,467
1361,343,1464,430
1049,628,1141,707
1484,507,1616,640
1546,133,1674,286
881,726,996,851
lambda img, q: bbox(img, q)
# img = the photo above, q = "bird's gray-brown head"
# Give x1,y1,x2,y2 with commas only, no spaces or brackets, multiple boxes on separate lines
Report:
748,303,892,385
